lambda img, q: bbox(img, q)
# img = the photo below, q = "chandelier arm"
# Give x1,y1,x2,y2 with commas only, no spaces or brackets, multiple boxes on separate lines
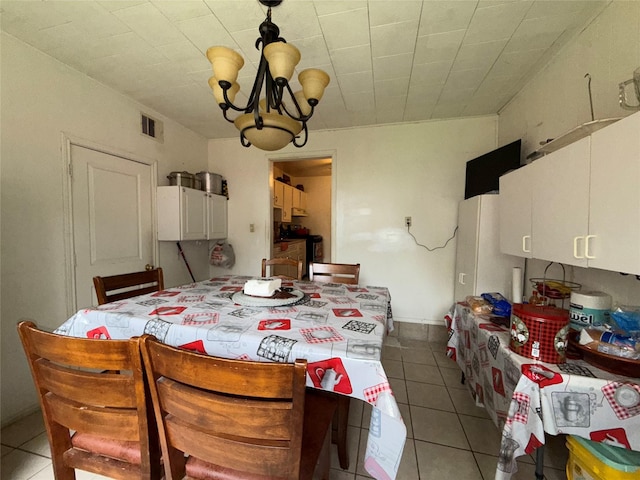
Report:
221,108,236,124
279,83,315,121
240,131,252,148
292,123,308,148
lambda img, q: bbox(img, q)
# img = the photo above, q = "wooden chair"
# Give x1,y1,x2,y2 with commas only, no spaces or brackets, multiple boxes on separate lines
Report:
93,267,164,305
308,262,360,285
308,262,361,469
140,334,336,480
17,321,161,480
262,257,303,280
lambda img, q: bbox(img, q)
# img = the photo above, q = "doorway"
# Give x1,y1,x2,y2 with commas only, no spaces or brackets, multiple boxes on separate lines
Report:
65,140,157,311
271,157,333,266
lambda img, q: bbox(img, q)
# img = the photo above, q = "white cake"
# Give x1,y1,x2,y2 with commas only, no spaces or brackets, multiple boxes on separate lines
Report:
244,278,281,297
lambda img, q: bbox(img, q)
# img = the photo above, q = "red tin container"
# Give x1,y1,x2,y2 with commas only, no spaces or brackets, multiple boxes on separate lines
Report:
510,304,570,364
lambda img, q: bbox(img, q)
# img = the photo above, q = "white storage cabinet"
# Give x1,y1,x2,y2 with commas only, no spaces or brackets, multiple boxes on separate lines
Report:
157,186,227,241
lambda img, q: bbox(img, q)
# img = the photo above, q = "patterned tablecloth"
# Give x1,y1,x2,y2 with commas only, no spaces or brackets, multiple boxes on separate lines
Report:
56,275,406,480
445,302,640,480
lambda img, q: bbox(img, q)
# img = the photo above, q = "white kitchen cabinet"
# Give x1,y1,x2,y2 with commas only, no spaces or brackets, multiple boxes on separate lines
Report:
454,195,524,302
206,192,228,240
530,137,590,267
282,183,293,223
588,112,640,274
499,166,532,258
273,180,284,208
498,112,640,275
157,186,227,241
292,188,307,209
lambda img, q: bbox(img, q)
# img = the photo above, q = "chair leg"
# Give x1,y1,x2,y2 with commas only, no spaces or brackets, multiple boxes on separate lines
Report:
332,395,350,470
316,428,332,480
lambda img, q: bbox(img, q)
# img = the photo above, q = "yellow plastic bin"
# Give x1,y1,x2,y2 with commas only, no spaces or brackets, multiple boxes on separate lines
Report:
566,435,640,480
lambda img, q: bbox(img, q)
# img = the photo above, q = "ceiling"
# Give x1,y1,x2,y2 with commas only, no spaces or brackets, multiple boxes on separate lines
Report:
1,0,609,140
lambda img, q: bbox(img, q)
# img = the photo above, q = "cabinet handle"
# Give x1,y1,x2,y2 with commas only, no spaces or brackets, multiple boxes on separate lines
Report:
522,235,531,253
573,236,585,259
585,235,596,259
458,273,466,285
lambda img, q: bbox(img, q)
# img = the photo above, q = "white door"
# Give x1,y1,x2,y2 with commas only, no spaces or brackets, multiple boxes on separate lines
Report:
71,145,155,308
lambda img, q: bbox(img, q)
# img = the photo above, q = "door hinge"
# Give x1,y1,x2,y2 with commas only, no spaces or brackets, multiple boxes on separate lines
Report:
68,163,73,178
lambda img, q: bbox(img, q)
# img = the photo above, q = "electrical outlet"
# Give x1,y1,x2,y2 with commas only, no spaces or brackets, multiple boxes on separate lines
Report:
405,216,412,227
249,223,255,232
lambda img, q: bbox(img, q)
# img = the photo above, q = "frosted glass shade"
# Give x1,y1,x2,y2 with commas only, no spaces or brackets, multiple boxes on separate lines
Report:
234,112,302,151
206,47,244,84
299,69,330,102
294,90,312,116
208,77,240,105
264,42,300,82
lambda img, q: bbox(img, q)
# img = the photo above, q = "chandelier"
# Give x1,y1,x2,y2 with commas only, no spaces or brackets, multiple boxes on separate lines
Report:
206,0,330,151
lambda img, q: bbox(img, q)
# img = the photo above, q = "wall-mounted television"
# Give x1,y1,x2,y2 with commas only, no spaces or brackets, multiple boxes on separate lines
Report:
464,139,522,199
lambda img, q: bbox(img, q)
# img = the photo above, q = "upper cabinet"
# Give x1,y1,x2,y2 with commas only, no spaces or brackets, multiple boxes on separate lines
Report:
282,183,293,223
273,180,284,208
157,186,227,241
588,113,640,273
499,165,532,258
498,112,640,275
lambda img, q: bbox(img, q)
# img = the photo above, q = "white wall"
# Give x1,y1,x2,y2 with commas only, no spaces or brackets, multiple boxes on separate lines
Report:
208,116,498,324
0,34,210,425
498,1,640,307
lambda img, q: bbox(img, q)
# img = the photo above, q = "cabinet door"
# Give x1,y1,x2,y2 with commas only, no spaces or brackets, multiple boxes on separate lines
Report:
499,167,532,257
454,196,479,301
589,112,640,274
181,187,207,240
207,193,228,240
531,137,590,267
292,188,301,208
282,184,293,222
274,181,284,208
300,191,308,210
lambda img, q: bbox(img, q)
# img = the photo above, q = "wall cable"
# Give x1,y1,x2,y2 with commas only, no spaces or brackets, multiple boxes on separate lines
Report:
407,225,458,252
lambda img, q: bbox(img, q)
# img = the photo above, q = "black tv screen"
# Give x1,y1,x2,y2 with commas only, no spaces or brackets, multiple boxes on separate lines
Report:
464,139,521,199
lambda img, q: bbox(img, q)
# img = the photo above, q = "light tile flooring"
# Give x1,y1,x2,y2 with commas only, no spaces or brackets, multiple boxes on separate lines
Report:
1,323,569,479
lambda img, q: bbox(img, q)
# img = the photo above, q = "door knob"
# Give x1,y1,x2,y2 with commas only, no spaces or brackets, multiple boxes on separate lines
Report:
145,264,154,271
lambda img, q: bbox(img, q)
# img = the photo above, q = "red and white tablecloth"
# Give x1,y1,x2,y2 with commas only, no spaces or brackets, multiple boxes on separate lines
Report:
445,302,640,480
56,275,406,480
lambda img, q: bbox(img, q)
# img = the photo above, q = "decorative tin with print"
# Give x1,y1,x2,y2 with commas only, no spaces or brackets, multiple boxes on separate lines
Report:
510,304,570,364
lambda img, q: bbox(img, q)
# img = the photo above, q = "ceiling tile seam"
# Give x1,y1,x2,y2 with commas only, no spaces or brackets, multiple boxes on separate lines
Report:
421,0,479,119
395,0,425,122
457,0,536,117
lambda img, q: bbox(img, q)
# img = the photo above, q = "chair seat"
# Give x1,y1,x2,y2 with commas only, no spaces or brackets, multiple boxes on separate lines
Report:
184,389,337,480
71,432,142,465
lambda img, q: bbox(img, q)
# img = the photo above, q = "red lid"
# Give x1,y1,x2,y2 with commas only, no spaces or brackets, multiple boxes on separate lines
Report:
512,303,569,322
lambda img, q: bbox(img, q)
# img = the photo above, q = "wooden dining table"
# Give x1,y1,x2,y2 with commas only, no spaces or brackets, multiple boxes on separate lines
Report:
55,275,407,480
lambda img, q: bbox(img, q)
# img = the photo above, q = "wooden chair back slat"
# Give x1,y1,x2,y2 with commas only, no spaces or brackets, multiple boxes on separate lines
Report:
36,360,137,408
93,268,164,305
262,257,303,280
308,262,360,284
158,378,294,440
17,321,161,480
45,394,140,441
140,335,317,480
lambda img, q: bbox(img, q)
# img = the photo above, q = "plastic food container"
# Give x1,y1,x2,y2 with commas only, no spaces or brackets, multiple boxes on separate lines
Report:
566,435,640,480
510,304,570,363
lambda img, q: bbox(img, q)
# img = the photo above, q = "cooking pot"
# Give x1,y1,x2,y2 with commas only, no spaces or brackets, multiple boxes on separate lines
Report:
167,171,195,188
196,171,223,194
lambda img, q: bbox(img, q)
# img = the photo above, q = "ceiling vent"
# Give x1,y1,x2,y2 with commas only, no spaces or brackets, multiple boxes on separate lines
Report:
141,113,164,143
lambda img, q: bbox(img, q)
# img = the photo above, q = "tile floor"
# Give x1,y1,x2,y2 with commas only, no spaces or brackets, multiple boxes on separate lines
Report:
1,323,569,479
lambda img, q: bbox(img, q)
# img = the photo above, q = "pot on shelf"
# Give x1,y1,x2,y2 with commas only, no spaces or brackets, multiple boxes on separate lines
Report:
167,171,195,188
